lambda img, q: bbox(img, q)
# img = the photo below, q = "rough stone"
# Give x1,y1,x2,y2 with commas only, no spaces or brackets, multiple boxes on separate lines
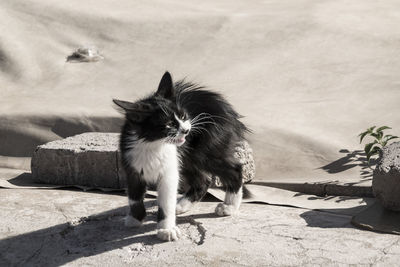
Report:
373,142,400,211
31,133,255,189
31,133,122,189
211,140,256,187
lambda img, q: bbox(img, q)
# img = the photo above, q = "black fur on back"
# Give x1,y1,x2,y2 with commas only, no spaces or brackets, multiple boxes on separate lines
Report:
173,80,250,194
114,72,250,201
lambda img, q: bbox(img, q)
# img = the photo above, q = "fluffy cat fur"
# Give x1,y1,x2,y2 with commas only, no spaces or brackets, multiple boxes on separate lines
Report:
113,72,249,241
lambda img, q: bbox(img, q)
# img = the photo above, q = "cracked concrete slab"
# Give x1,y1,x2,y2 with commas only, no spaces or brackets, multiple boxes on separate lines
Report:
1,188,399,266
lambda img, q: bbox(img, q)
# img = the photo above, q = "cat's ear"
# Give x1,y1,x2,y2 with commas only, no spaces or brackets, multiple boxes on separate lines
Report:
113,99,138,111
113,99,153,112
113,99,153,122
156,71,174,99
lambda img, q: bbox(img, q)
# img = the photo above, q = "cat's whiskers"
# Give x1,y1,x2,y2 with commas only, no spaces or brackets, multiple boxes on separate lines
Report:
190,124,213,135
191,120,218,127
194,113,231,123
190,117,213,125
190,112,208,121
190,127,208,135
190,113,230,129
190,119,224,136
191,119,220,129
190,116,216,128
190,112,214,122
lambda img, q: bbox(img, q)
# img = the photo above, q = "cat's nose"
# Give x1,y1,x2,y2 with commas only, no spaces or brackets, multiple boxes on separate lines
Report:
181,128,189,135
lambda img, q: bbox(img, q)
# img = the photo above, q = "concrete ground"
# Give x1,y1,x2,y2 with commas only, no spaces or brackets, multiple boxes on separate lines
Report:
1,188,399,266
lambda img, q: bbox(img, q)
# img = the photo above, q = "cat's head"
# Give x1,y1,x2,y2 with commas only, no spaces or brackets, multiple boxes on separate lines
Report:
113,72,191,146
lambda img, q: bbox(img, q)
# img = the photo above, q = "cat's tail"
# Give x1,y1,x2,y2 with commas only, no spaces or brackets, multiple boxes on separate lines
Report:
242,185,253,199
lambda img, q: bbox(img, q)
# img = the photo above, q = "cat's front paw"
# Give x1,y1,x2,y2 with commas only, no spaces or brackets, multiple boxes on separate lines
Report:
124,215,142,228
157,226,181,241
176,197,193,215
215,203,238,216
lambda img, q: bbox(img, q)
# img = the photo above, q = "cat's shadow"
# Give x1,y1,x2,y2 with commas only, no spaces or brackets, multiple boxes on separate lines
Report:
0,197,225,266
0,200,167,267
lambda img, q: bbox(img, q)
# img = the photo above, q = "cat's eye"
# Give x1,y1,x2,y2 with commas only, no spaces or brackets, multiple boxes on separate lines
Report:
165,121,173,129
174,112,186,121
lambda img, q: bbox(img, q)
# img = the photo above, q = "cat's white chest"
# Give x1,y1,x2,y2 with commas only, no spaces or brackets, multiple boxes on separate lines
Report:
127,139,179,184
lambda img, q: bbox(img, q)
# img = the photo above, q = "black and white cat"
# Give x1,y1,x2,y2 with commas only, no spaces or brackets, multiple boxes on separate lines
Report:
113,72,249,241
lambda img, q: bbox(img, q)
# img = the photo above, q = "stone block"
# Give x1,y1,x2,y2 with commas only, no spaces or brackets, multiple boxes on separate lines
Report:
372,142,400,211
211,140,256,187
31,133,122,189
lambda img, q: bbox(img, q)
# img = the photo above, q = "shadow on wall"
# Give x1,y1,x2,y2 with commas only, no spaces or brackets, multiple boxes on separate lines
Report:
0,115,124,157
320,149,375,181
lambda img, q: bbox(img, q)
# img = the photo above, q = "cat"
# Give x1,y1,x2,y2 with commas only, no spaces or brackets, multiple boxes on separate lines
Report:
113,72,250,241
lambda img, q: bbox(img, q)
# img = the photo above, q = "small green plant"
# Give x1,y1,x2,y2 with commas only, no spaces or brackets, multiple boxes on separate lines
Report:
359,126,398,164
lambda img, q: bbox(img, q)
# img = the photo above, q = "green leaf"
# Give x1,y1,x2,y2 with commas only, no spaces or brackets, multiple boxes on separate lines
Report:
364,141,378,154
368,126,377,133
360,126,396,160
366,146,381,161
378,131,384,141
382,136,399,147
359,131,370,144
370,132,380,139
387,136,399,141
376,126,391,133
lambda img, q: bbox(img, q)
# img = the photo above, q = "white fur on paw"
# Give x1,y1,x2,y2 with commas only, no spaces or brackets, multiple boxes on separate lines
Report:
124,215,142,228
176,197,193,215
157,227,181,241
215,203,237,216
